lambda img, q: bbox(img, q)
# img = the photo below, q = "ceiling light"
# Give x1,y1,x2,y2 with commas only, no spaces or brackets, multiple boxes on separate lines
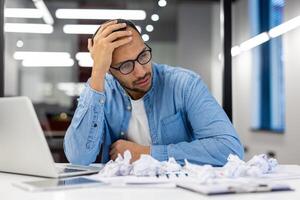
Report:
269,15,300,38
231,46,241,57
5,23,53,34
142,34,149,42
75,52,90,60
146,25,154,32
32,0,54,25
240,32,269,51
22,58,74,67
151,14,159,22
16,40,24,48
158,0,167,7
63,25,99,34
14,51,71,60
4,8,43,18
76,52,93,67
232,15,300,57
64,24,141,34
56,9,146,20
78,60,93,67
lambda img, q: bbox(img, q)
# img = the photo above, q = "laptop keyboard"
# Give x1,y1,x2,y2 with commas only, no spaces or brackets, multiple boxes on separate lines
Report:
57,168,85,174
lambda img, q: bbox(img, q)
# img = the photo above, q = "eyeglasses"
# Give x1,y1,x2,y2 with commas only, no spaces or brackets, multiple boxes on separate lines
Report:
110,44,152,75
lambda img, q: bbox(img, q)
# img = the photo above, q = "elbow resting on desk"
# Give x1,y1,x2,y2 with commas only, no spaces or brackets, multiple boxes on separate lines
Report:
63,129,100,166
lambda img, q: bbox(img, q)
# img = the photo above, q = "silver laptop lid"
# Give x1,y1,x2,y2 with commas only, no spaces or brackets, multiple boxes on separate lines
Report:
0,97,58,177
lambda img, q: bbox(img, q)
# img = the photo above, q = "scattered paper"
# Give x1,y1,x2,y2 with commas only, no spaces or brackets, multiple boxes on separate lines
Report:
96,150,278,183
222,154,278,178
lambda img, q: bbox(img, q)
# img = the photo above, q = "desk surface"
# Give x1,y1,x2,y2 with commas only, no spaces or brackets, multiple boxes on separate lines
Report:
2,165,300,200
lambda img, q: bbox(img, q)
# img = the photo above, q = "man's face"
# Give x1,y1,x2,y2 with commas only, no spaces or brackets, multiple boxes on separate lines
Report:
110,27,152,99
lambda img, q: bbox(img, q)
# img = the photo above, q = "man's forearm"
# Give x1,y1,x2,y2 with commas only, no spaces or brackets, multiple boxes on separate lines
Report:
151,135,244,166
90,68,106,92
64,85,106,165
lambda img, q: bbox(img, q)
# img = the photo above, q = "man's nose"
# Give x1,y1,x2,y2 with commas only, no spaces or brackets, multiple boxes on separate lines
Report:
133,61,146,77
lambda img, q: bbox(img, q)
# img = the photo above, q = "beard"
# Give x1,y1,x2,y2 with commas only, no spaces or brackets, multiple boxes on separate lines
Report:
117,72,152,94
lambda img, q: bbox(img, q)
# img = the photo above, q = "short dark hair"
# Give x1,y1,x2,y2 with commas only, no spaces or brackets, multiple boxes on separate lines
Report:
92,19,140,44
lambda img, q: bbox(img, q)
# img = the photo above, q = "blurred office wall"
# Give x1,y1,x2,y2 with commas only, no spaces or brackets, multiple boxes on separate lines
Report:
231,0,300,163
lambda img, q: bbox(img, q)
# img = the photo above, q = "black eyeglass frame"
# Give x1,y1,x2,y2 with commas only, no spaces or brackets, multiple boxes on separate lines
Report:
110,43,152,75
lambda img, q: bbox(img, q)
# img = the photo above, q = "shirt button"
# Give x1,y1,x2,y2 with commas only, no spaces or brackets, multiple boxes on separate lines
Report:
127,105,131,111
120,131,125,136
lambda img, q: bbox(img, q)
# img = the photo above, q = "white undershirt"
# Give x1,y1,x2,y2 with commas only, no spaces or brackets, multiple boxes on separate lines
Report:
127,98,151,146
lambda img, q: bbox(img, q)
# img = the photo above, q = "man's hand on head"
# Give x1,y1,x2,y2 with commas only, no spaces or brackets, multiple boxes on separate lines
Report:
109,139,150,162
88,20,133,92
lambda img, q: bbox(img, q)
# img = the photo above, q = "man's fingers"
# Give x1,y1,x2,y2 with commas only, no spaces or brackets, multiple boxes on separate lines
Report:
106,30,132,42
101,23,127,38
110,139,125,149
93,20,117,42
112,37,132,49
98,20,117,34
109,147,116,156
110,153,118,161
110,141,117,149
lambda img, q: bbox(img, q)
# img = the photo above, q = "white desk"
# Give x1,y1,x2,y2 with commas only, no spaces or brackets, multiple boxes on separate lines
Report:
2,165,300,200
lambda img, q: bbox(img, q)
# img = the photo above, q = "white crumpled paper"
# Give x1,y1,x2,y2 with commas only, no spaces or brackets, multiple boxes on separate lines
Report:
183,159,216,183
97,150,278,180
98,150,182,177
222,154,278,178
98,150,132,177
131,154,161,176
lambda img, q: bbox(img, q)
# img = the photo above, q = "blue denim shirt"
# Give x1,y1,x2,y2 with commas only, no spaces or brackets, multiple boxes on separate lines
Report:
64,63,244,166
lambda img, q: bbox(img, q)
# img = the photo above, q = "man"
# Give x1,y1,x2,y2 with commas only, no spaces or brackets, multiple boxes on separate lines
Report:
64,19,244,166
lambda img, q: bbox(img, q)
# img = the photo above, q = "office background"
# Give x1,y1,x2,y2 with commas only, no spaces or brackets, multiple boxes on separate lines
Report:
1,0,300,164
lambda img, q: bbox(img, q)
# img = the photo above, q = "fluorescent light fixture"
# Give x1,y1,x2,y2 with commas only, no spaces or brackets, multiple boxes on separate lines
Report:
158,0,167,7
63,24,142,34
142,34,149,42
240,32,270,51
151,14,159,21
4,8,43,18
269,15,300,38
75,52,91,60
56,9,146,20
231,46,241,57
76,52,93,67
63,24,99,34
22,58,74,67
5,23,53,34
146,25,154,32
15,51,74,67
231,15,300,57
78,60,93,67
14,51,71,60
32,0,54,25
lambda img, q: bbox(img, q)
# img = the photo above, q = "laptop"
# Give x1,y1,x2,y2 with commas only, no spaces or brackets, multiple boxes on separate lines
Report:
0,96,101,178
